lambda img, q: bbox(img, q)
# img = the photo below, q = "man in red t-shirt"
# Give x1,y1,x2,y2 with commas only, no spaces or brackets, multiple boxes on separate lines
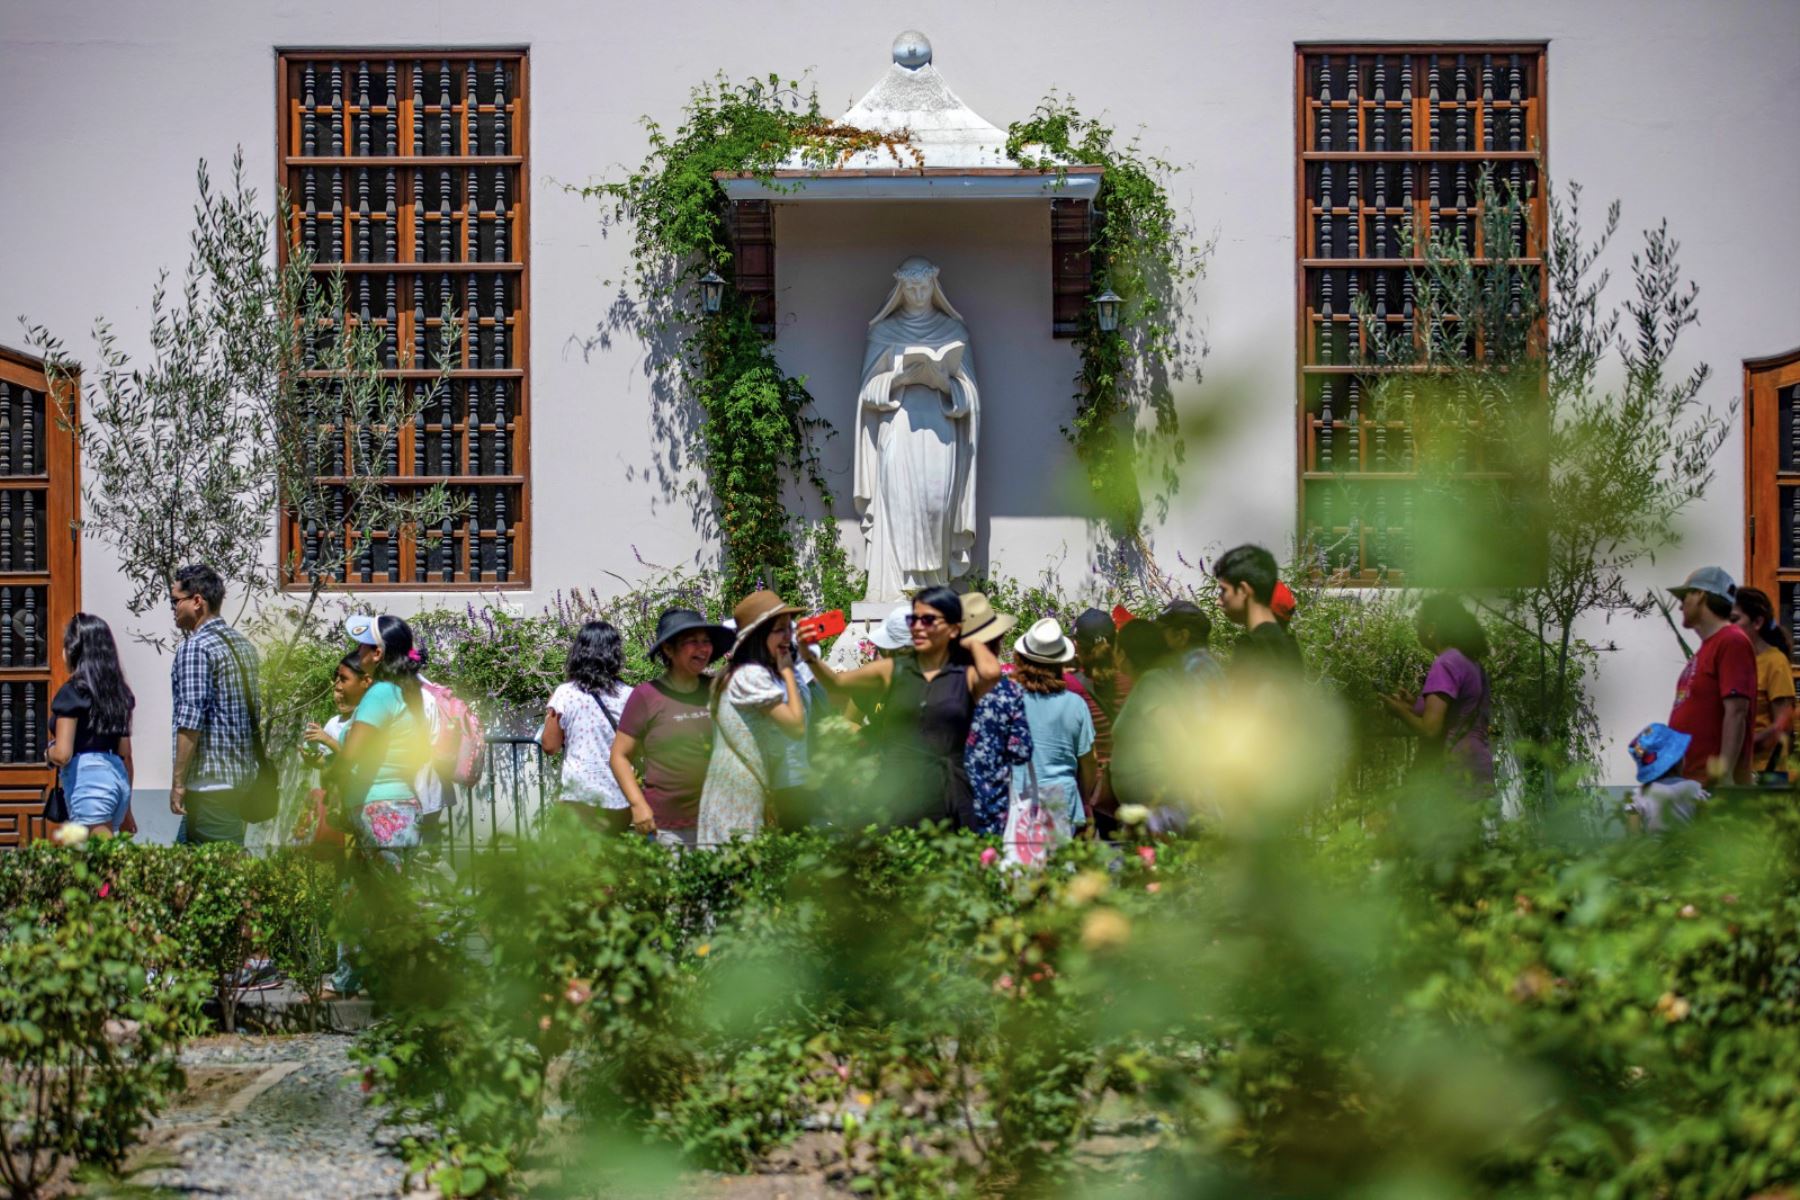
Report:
1668,566,1757,784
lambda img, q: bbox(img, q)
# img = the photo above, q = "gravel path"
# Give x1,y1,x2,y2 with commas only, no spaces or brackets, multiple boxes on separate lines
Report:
92,1034,1148,1198
125,1034,420,1199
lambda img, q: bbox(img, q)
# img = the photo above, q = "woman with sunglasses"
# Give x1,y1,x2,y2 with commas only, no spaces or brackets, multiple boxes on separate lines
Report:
802,586,1001,827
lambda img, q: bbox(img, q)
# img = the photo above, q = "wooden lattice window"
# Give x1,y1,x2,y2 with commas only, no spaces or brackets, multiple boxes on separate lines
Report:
277,52,529,589
0,347,80,847
1296,45,1546,582
1744,347,1800,653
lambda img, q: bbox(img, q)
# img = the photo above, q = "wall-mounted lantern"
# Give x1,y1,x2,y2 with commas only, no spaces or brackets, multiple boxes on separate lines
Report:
699,269,726,316
1094,288,1123,333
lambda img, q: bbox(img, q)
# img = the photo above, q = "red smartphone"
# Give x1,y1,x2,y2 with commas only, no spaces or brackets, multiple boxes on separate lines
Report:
797,609,847,645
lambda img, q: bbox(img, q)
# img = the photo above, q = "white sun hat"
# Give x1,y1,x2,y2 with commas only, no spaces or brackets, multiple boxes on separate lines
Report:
1014,617,1077,665
868,603,914,651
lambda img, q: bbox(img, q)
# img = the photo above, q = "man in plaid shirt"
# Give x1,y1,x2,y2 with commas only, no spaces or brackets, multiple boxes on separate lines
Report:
168,563,261,845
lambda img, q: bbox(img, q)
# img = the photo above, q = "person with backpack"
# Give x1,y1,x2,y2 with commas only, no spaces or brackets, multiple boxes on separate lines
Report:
346,615,486,847
48,613,137,834
540,619,642,833
337,615,433,857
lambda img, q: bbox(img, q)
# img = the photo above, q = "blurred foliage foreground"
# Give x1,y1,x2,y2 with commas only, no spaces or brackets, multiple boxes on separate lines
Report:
337,774,1800,1199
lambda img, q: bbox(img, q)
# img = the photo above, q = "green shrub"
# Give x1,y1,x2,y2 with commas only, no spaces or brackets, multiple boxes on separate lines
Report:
259,851,339,1029
0,853,207,1196
0,841,337,1037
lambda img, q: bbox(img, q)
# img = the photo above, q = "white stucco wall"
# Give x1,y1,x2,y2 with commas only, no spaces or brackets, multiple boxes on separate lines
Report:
3,0,1797,796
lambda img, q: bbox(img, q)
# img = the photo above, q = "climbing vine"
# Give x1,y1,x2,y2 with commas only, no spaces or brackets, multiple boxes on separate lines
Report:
586,78,1202,599
1007,97,1208,536
580,75,915,606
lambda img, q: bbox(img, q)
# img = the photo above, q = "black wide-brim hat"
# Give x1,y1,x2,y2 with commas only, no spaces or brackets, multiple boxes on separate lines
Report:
651,608,733,662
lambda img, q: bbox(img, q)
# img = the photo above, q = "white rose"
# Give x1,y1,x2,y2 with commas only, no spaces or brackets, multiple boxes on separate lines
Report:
1116,804,1150,826
52,823,89,848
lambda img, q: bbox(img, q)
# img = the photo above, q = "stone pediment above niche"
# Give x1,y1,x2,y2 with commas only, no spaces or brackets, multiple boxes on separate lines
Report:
715,32,1101,336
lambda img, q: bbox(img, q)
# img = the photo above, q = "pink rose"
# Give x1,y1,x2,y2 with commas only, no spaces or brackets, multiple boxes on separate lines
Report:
1136,846,1156,867
979,847,999,867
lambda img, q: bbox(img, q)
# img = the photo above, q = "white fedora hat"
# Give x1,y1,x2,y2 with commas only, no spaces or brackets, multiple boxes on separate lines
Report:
1014,617,1076,665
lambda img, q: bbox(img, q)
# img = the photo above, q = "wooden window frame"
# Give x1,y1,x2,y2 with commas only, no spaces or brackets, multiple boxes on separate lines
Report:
275,49,531,591
1743,346,1800,657
1294,42,1548,584
0,345,80,847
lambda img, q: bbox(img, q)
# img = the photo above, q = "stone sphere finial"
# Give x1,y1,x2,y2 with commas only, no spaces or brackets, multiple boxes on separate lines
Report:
891,31,932,69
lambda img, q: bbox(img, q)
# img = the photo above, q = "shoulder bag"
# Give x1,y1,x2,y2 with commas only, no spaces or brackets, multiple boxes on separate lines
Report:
217,632,280,823
41,769,68,826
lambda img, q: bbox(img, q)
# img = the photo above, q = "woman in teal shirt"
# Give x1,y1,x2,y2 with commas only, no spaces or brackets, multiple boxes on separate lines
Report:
1009,619,1099,834
340,615,429,855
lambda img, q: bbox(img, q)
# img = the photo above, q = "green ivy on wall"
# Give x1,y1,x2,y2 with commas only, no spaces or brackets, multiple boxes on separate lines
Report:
1007,96,1207,537
586,77,1202,602
581,75,915,607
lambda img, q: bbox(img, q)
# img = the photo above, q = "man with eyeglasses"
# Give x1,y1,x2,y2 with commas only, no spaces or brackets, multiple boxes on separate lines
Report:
168,563,261,845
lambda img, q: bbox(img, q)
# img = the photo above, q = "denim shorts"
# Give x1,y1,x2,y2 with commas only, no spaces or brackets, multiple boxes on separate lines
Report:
64,751,131,830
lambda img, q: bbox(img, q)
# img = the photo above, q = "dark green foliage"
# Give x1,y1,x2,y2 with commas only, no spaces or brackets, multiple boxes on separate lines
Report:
9,803,1800,1196
578,76,890,604
0,850,207,1197
331,798,1800,1199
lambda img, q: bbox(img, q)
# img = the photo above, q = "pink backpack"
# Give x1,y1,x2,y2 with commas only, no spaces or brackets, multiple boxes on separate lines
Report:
422,679,488,786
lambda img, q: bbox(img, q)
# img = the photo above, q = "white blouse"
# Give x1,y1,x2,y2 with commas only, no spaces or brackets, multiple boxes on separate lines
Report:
547,681,632,808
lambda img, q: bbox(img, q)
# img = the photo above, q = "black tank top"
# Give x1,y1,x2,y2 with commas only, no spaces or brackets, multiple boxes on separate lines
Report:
876,655,975,828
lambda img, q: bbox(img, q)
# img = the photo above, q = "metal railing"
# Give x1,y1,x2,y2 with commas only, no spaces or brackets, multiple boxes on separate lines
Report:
443,734,558,865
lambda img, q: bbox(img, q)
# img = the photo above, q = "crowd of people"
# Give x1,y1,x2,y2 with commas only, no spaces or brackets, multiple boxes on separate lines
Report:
126,546,1800,856
522,541,1495,853
40,544,1529,856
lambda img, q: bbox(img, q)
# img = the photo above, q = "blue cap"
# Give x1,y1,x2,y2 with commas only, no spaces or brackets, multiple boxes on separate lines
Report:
1628,722,1692,785
343,614,381,647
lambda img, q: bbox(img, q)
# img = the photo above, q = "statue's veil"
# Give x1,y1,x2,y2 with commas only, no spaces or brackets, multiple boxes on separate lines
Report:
867,255,964,326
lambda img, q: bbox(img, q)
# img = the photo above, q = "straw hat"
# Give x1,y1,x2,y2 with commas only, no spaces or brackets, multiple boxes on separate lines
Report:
727,589,804,654
1014,617,1077,664
957,592,1017,645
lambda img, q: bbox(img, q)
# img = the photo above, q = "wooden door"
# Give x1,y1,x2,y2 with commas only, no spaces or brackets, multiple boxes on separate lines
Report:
1744,346,1800,653
0,347,80,847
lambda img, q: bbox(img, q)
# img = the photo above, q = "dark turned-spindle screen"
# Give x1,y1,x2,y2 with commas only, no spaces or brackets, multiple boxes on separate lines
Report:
277,52,529,589
1296,45,1546,583
1746,354,1800,664
0,347,80,848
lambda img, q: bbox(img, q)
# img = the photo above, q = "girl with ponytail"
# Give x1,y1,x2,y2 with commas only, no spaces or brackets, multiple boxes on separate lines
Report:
1730,587,1795,775
340,614,430,854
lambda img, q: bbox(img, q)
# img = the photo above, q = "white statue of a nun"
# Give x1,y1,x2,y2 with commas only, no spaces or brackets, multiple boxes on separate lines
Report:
854,256,979,604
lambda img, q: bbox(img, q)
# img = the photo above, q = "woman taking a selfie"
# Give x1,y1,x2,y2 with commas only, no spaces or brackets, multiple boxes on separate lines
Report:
803,586,1001,828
